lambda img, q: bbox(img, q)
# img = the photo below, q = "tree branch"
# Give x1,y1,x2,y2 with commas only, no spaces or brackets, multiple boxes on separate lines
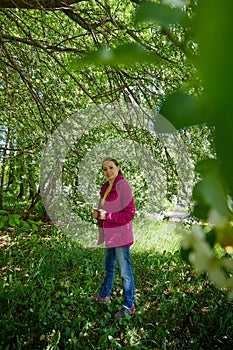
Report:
1,34,85,53
0,36,58,129
0,1,82,10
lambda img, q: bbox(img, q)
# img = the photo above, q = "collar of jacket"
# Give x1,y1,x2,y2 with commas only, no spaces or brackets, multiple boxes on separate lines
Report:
100,173,124,197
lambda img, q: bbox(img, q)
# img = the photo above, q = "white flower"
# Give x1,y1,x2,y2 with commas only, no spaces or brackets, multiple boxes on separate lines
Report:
208,208,227,228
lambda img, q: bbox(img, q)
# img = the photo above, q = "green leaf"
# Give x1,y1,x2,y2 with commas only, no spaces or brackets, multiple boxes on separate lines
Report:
192,191,209,221
22,221,31,231
69,43,160,69
1,216,9,223
32,223,38,232
0,220,6,229
196,0,233,192
180,246,193,264
8,214,21,227
12,214,21,226
192,160,228,219
205,229,217,248
160,92,203,128
8,215,18,227
54,330,61,346
216,224,233,248
135,2,186,27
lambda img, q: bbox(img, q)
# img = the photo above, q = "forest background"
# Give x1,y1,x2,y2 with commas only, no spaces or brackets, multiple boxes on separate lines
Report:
0,0,233,349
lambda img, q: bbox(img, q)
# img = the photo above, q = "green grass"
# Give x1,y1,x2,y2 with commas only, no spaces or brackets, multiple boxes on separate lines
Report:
0,219,233,349
133,216,184,253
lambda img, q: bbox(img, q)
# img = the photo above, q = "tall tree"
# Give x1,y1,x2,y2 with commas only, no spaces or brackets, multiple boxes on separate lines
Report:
0,0,196,207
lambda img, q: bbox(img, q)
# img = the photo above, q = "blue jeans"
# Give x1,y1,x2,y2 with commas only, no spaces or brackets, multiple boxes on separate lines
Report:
99,247,135,308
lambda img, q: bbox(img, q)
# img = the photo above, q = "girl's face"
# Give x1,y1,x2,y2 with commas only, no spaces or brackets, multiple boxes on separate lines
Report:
102,160,120,183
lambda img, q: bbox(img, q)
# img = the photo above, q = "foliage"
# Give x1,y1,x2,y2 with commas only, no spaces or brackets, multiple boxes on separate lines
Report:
0,0,201,211
156,1,233,295
68,1,233,296
0,222,233,349
147,0,233,297
0,209,42,232
0,5,232,350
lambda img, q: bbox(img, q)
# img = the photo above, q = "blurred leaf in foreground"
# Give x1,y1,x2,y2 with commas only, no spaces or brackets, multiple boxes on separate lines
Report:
69,43,160,69
192,159,228,224
196,0,233,194
160,92,202,128
135,1,187,27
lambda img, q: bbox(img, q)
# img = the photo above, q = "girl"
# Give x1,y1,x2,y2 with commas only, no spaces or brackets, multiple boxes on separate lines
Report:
92,157,136,318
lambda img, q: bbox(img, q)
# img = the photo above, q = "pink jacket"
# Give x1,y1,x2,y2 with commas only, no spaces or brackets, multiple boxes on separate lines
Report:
97,174,136,248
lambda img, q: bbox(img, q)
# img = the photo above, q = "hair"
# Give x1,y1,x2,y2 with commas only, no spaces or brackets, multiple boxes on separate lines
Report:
102,157,122,174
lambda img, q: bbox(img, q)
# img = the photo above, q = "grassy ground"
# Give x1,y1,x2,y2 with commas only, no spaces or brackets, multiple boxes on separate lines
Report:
0,218,233,349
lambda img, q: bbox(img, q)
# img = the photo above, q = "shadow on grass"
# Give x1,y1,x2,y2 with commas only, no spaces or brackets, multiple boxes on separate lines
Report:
0,226,233,350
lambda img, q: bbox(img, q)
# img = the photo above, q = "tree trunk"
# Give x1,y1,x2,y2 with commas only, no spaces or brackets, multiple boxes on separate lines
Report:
7,139,15,188
17,153,26,199
0,127,11,210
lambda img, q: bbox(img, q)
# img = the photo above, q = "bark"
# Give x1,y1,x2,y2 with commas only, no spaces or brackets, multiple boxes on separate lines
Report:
7,140,14,188
0,127,11,210
0,0,81,9
17,157,26,199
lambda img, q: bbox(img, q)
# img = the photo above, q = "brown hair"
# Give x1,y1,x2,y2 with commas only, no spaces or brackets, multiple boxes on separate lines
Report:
102,157,122,174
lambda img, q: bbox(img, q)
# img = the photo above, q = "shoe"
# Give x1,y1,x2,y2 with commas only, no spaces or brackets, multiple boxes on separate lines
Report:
91,295,110,303
114,304,135,318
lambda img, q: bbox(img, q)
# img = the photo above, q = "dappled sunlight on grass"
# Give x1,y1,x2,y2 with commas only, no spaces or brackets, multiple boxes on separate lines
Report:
133,217,184,253
0,223,232,349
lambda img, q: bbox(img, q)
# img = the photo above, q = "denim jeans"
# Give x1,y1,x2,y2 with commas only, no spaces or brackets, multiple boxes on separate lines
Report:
99,247,135,308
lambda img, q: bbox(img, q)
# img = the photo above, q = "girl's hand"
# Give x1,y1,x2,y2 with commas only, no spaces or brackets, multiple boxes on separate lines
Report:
98,209,107,220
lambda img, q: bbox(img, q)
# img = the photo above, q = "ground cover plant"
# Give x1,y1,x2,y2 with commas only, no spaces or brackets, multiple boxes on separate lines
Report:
1,2,233,349
1,214,232,350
